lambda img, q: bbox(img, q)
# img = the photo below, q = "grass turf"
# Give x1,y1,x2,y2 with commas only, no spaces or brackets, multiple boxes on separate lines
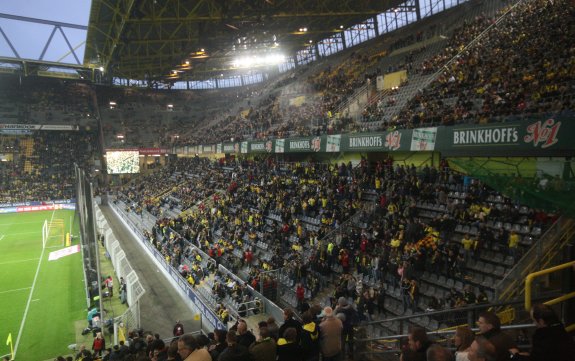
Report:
0,209,86,361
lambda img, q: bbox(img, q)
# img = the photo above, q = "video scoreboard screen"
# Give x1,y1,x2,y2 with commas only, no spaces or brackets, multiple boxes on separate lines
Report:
105,150,140,174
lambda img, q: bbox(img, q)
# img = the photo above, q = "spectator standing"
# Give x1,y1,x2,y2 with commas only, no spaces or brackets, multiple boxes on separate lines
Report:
507,231,519,263
454,326,475,361
296,283,305,311
173,320,185,337
92,332,106,357
217,331,250,361
249,327,276,361
266,317,280,341
335,296,357,358
177,334,211,361
208,329,227,360
407,327,433,361
276,327,303,361
476,312,516,361
278,308,302,342
236,320,256,348
300,311,320,361
319,306,343,361
104,276,114,297
468,337,497,361
509,304,575,361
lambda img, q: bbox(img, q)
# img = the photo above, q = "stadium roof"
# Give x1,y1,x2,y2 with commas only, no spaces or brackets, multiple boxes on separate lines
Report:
0,1,90,76
84,0,406,81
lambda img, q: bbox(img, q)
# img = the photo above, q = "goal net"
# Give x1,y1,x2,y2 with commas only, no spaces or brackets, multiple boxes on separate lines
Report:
42,219,65,248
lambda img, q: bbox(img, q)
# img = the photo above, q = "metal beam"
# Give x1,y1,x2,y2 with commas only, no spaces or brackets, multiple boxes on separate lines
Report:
0,12,87,30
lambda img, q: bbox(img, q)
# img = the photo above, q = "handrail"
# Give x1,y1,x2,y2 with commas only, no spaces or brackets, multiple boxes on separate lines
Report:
495,217,575,301
363,298,526,328
355,323,536,343
525,260,575,311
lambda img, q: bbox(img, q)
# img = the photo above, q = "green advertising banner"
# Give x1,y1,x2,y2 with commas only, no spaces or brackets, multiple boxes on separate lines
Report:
249,140,273,153
437,118,568,155
221,143,240,153
177,117,572,157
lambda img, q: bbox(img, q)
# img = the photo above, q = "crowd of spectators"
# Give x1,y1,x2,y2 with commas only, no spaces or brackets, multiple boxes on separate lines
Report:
4,0,572,150
114,155,554,338
0,130,97,203
364,0,575,130
98,0,574,144
0,75,94,125
59,303,574,361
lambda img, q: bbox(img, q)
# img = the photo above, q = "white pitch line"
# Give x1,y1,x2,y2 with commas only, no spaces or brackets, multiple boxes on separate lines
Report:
0,231,43,236
0,221,45,226
0,235,4,241
0,258,40,266
0,287,32,295
13,209,57,359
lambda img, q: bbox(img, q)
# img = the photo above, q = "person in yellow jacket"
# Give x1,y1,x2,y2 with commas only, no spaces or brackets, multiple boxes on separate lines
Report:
508,230,520,262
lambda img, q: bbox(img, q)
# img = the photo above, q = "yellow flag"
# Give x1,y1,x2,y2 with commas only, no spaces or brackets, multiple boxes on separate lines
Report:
6,332,14,360
194,314,201,321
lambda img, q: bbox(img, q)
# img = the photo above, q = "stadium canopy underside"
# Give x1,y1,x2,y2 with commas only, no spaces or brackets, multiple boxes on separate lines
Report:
84,0,407,80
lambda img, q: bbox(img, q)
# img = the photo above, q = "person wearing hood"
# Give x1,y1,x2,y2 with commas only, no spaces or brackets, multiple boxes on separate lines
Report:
276,327,303,361
300,311,320,361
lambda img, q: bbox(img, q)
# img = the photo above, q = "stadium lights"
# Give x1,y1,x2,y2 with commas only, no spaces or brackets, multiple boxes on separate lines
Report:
232,54,285,68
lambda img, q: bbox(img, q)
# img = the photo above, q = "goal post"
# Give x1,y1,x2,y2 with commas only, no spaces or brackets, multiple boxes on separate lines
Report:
42,219,65,249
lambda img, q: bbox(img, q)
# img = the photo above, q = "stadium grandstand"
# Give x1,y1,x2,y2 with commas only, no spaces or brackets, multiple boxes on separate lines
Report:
0,0,574,360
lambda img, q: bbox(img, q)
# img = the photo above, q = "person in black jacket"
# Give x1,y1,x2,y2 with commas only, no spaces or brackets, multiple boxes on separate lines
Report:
277,327,303,361
278,308,302,343
218,330,252,361
476,311,516,361
509,304,575,361
236,320,256,348
407,327,433,361
300,312,320,361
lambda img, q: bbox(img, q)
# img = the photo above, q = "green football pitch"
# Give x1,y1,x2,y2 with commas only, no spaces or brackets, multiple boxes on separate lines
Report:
0,209,87,361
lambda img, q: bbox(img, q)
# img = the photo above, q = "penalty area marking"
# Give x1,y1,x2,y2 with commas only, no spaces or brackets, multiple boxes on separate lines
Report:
0,258,40,266
0,287,32,295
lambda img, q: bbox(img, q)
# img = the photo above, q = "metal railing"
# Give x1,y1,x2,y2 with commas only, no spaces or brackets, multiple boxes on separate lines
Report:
354,298,540,360
525,260,575,311
495,217,575,301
